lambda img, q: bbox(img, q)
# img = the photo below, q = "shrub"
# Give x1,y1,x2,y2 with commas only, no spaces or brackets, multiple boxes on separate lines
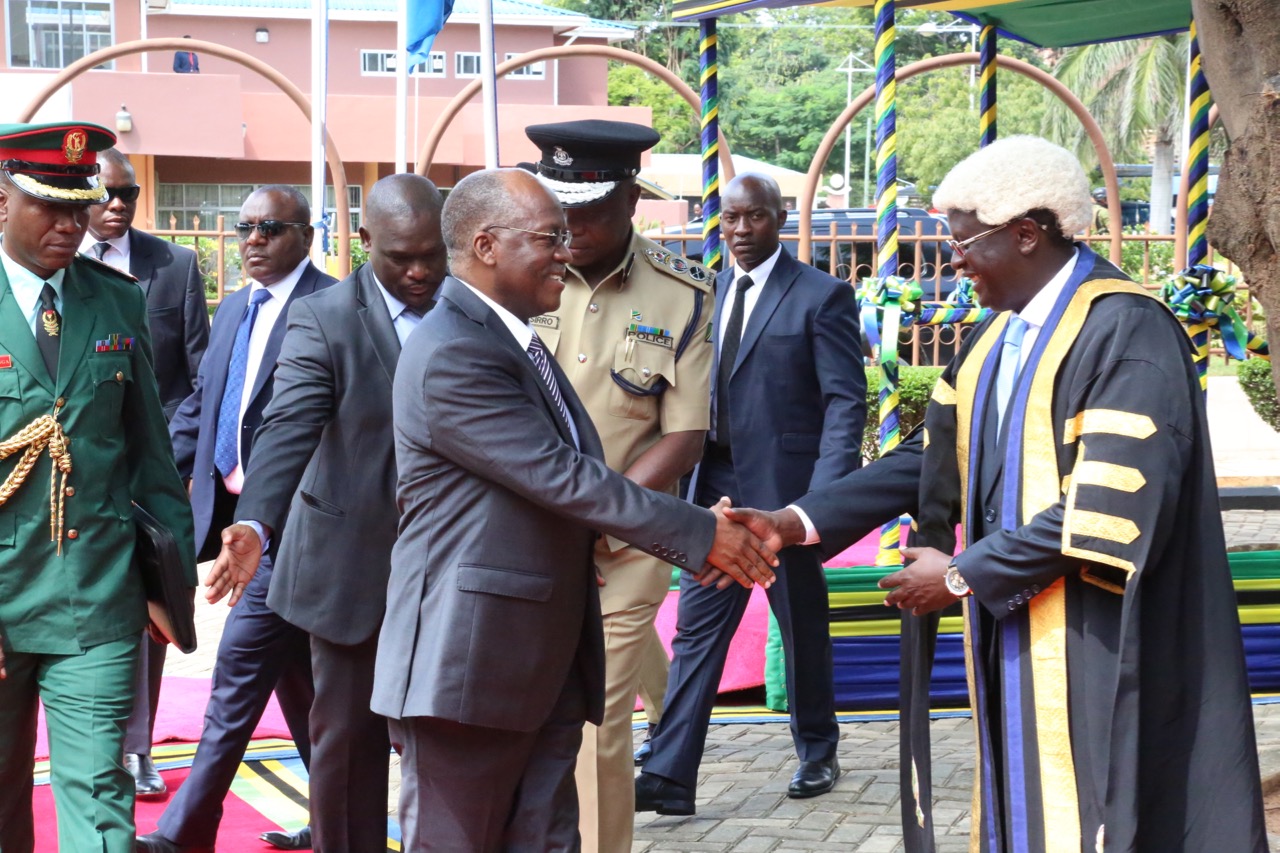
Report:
1237,358,1280,433
862,365,944,461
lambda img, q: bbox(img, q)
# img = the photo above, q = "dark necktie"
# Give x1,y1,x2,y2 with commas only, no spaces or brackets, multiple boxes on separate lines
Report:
92,241,111,260
214,288,273,477
35,283,61,380
715,274,755,447
527,333,574,441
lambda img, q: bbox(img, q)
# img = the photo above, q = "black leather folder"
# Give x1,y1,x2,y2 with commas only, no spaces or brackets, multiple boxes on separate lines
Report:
133,501,197,654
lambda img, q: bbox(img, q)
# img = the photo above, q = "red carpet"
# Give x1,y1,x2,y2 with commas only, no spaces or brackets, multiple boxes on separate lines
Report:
33,762,297,852
34,676,294,760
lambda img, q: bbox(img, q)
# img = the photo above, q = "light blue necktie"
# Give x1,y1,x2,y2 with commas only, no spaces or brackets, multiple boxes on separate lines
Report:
214,287,273,477
995,315,1028,432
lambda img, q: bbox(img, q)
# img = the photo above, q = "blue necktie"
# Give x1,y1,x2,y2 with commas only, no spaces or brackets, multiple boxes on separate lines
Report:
214,287,273,477
995,316,1028,431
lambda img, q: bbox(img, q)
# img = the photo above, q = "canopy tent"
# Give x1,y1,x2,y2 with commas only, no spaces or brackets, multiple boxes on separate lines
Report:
672,0,1192,48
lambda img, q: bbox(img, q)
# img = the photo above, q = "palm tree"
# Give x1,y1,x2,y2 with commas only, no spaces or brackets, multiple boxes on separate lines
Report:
1043,34,1188,235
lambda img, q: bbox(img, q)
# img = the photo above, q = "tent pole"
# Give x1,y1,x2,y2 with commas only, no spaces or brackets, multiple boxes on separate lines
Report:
699,18,722,272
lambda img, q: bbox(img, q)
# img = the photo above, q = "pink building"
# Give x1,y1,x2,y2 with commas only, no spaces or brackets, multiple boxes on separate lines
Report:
1,0,654,229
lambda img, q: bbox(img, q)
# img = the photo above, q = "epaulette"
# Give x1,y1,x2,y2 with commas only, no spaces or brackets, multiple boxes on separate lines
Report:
77,252,139,283
639,245,712,293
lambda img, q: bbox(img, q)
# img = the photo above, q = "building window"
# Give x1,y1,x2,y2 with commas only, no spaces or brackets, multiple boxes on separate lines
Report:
6,0,113,69
360,49,444,77
504,53,545,80
455,51,483,78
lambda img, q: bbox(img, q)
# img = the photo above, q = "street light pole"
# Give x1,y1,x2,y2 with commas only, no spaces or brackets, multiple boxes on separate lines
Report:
836,52,874,207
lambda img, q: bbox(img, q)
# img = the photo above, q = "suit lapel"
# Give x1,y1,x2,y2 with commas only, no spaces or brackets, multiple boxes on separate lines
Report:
356,265,402,385
55,265,98,397
0,265,54,394
442,279,589,456
127,230,155,297
733,248,798,377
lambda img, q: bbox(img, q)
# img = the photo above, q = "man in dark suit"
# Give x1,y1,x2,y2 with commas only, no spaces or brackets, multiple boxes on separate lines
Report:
82,147,209,799
372,168,780,852
636,173,866,814
138,185,336,853
203,174,447,852
173,36,200,73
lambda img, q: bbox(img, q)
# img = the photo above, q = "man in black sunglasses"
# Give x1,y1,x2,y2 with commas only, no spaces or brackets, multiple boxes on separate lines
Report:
141,185,336,853
82,148,211,802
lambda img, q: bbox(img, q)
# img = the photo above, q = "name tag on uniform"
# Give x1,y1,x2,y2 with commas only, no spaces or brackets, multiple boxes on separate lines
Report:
531,315,560,330
626,324,673,350
0,355,11,369
95,334,134,353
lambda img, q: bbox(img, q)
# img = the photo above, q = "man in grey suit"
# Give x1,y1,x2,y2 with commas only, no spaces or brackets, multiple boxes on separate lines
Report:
372,168,779,852
205,174,448,852
81,147,210,799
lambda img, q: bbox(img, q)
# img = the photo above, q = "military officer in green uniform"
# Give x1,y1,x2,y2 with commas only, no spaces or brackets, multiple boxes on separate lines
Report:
0,122,196,853
521,119,714,853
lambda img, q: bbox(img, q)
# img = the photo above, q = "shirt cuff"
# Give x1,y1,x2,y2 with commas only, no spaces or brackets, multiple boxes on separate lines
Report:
235,519,270,552
785,504,820,546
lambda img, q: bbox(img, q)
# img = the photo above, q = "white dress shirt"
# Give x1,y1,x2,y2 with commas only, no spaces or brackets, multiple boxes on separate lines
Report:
789,248,1081,545
0,241,65,335
457,277,580,448
79,232,132,275
373,275,424,346
716,244,783,351
223,257,308,493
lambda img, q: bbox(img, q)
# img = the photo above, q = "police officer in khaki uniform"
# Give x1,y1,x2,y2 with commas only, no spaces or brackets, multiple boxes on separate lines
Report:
522,120,714,853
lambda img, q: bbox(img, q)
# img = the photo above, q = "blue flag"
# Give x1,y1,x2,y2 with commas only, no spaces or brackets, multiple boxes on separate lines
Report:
407,0,455,67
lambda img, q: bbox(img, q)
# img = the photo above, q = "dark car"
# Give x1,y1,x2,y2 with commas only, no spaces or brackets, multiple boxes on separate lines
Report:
656,207,958,298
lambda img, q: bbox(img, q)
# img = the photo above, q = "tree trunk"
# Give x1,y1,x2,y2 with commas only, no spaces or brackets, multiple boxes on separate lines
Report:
1150,134,1176,235
1191,0,1280,397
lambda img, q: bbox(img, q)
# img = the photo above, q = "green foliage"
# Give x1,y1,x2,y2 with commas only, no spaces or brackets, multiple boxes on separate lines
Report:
1116,232,1177,282
862,365,944,461
609,63,699,153
898,69,1048,205
173,235,240,305
349,237,369,269
1238,358,1280,433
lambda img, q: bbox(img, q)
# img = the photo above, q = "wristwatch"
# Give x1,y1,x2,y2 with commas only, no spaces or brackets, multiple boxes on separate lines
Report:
944,560,971,597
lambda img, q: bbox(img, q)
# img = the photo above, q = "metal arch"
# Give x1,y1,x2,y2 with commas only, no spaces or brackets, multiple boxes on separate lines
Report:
798,52,1123,266
19,38,352,275
415,44,735,181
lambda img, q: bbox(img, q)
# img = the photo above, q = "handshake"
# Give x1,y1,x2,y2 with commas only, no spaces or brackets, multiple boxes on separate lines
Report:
695,499,809,591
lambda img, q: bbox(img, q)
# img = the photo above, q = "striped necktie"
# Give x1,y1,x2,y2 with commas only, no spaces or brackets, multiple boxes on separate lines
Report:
527,333,573,439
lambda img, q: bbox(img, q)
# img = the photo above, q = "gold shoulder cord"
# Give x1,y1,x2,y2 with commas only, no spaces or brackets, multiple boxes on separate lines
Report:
0,408,72,554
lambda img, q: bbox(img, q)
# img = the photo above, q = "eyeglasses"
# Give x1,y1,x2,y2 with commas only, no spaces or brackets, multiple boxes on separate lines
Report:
947,219,1053,261
484,225,572,249
235,220,310,240
946,222,1009,261
105,185,141,203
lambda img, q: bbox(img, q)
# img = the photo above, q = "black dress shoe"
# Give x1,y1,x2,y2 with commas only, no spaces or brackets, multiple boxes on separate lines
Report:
787,757,841,799
135,832,211,853
633,723,657,766
126,753,167,800
634,772,695,816
260,826,312,850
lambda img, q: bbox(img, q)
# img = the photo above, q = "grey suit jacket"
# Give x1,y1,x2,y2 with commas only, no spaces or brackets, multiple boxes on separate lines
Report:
373,277,716,732
129,229,210,418
236,263,407,645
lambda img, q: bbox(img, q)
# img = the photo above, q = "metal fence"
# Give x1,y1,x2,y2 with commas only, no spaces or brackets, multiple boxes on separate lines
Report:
148,220,1258,368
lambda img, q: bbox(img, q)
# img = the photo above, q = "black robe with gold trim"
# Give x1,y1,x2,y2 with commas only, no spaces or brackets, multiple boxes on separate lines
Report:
796,247,1265,852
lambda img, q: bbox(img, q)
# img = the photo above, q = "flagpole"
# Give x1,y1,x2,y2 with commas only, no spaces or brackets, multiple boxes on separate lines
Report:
478,0,499,167
310,0,329,266
395,0,409,173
